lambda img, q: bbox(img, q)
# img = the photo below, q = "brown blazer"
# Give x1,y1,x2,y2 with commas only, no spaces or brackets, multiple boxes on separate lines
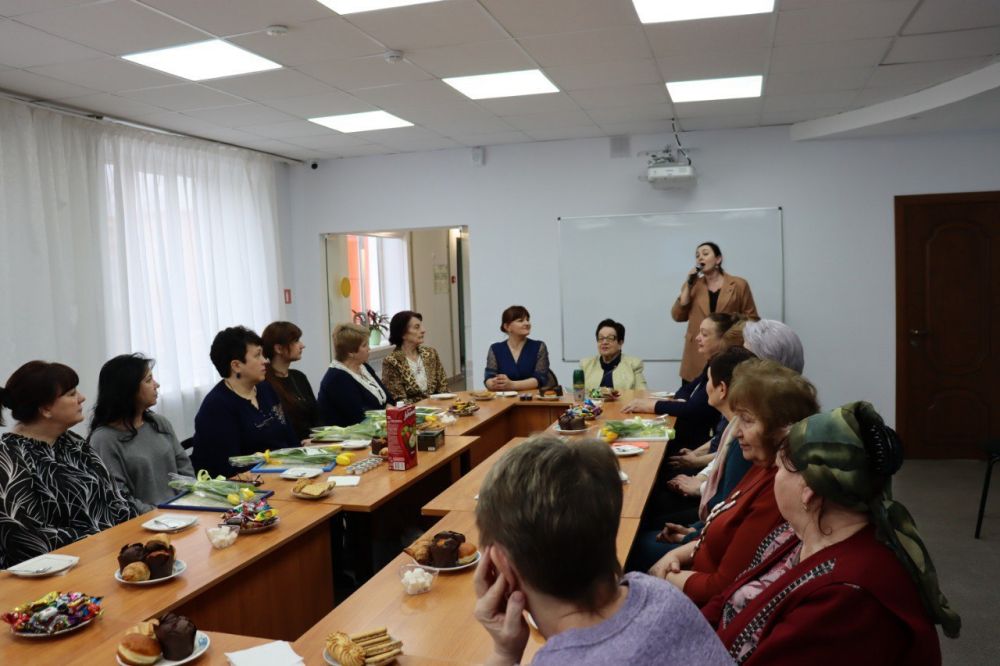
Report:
670,273,758,382
380,346,449,403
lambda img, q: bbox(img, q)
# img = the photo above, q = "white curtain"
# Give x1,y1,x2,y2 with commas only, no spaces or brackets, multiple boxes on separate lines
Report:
0,97,280,438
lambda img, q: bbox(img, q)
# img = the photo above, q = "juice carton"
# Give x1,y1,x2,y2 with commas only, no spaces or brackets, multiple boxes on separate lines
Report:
386,403,418,471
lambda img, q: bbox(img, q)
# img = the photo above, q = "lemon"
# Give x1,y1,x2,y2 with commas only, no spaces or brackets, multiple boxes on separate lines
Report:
336,453,354,466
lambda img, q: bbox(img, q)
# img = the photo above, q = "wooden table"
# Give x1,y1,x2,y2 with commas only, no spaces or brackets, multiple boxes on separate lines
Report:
292,510,641,665
0,499,339,662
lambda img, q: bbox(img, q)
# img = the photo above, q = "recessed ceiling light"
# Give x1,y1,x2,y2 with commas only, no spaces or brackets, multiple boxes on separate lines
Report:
123,40,281,81
443,69,558,100
667,75,763,103
309,111,413,133
316,0,445,14
632,0,774,24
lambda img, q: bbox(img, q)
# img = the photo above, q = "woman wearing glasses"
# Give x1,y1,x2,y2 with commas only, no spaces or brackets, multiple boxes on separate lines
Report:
580,319,647,391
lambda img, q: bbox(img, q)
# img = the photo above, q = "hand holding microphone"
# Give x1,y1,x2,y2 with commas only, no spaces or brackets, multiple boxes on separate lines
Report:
687,263,704,286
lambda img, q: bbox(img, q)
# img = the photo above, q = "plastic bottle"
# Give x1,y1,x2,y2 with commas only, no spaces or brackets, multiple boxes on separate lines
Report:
572,368,585,403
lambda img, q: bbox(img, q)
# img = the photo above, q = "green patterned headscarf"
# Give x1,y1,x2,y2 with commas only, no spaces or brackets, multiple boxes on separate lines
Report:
786,401,961,638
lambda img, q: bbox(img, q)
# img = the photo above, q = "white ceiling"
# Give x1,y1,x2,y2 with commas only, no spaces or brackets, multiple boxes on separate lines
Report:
0,0,998,160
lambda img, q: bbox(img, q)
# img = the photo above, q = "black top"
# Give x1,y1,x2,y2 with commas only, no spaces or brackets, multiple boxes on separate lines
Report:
191,380,299,477
708,289,720,313
654,366,721,453
599,354,621,388
317,363,394,427
266,369,319,440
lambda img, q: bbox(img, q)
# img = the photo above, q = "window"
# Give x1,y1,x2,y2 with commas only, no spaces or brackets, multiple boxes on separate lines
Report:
345,234,411,326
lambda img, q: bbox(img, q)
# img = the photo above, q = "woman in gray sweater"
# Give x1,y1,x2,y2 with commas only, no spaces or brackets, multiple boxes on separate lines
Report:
89,354,193,513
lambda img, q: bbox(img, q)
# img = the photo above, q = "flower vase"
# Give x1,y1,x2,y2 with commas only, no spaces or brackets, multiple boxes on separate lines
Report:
369,328,382,347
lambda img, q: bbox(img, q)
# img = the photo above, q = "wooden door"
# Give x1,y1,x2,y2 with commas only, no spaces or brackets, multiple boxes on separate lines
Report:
896,191,1000,458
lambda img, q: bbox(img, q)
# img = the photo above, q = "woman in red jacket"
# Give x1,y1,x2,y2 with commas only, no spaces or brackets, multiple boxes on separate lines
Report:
649,358,819,606
702,401,959,665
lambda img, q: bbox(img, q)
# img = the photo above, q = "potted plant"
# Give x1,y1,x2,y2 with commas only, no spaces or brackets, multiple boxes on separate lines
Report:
353,309,390,347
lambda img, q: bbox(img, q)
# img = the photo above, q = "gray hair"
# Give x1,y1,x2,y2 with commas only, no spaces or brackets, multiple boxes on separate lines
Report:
743,319,804,373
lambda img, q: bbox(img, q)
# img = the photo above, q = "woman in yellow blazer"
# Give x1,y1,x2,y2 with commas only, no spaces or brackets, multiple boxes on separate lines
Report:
580,319,647,391
671,242,758,383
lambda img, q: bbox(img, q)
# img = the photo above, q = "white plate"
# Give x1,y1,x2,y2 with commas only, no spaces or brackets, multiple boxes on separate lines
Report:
117,630,210,666
413,550,481,573
339,440,371,451
612,444,644,457
429,392,456,400
552,425,591,435
234,517,280,534
496,391,518,397
649,391,675,398
115,559,187,585
12,614,98,638
5,553,79,577
280,467,322,479
142,514,199,533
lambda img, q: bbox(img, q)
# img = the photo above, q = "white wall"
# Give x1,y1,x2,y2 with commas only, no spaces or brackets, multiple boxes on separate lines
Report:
281,125,1000,424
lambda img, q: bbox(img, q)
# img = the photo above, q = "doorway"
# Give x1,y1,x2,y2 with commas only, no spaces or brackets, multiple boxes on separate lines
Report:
895,191,1000,458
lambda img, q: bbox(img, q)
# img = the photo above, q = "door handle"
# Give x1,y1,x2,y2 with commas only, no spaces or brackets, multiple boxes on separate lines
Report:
909,329,927,348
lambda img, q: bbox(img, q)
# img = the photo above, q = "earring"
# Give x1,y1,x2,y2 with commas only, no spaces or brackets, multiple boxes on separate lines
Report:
236,372,241,380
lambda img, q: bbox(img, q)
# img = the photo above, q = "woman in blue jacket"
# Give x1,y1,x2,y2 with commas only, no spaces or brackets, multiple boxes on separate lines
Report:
484,305,551,391
317,323,394,427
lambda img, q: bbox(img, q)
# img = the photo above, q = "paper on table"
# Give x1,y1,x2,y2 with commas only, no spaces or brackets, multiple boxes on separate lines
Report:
226,640,303,666
328,475,361,487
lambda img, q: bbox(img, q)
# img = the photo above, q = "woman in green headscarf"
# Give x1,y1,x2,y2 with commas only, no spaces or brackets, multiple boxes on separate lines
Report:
702,401,959,665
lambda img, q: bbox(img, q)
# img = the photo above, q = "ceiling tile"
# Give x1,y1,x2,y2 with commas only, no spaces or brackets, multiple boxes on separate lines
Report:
760,108,842,125
0,18,105,68
503,109,596,130
332,144,394,157
129,110,237,136
281,133,374,150
350,80,468,113
765,67,872,95
362,126,462,151
450,130,531,146
230,16,383,66
645,14,774,58
656,49,769,82
0,68,98,99
769,38,891,74
543,59,662,91
762,90,857,112
401,104,512,135
405,40,537,78
903,0,1000,35
183,103,299,127
677,115,761,131
866,56,991,88
297,55,433,91
596,119,676,135
17,0,206,55
119,84,246,111
140,0,332,37
0,1,91,17
673,98,762,118
479,0,639,38
60,93,165,119
28,58,182,93
475,91,581,116
240,119,334,139
185,126,267,145
523,126,607,141
775,1,917,45
569,83,668,110
518,26,652,67
264,91,375,118
346,0,508,51
207,68,333,101
885,27,1000,64
587,104,672,124
230,136,302,155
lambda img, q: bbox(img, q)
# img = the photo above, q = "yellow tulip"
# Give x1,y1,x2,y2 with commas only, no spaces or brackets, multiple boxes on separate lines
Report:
336,453,353,467
239,487,255,501
226,493,240,505
263,449,271,464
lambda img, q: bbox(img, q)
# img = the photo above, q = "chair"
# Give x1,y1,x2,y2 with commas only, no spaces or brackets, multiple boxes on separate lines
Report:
974,439,1000,538
542,368,562,395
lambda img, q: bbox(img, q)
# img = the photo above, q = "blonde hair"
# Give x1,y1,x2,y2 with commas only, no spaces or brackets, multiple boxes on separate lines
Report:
333,323,368,361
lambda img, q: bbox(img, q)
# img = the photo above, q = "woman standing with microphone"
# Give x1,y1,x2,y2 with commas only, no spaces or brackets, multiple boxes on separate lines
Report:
672,242,758,384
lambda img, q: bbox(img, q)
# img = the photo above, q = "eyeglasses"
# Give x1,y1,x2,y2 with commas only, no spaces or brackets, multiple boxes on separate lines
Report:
232,473,264,487
597,336,618,343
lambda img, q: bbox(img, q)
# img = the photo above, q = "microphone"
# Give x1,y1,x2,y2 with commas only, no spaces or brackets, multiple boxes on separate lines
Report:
688,263,704,286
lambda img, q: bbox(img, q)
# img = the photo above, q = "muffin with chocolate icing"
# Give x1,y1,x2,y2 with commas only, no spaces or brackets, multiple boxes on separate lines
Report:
429,535,461,567
118,543,146,571
154,613,197,660
144,546,175,579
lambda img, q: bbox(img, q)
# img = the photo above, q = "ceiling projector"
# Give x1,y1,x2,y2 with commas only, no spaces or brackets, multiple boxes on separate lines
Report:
647,164,696,189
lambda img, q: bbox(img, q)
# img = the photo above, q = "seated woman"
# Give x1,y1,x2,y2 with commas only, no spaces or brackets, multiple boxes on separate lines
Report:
474,436,732,666
704,402,959,664
742,318,804,373
90,354,194,513
262,321,319,440
318,323,394,427
579,318,647,391
381,310,449,403
648,359,819,606
484,305,550,392
191,326,298,478
623,312,742,452
0,361,137,569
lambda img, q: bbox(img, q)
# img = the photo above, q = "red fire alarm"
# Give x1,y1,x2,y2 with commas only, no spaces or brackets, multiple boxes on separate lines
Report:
283,289,292,304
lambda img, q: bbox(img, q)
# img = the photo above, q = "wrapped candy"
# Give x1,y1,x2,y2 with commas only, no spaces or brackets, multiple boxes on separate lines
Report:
2,591,103,634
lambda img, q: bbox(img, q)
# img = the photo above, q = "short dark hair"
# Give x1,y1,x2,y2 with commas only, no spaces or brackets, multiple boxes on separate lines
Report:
209,326,263,378
595,319,625,343
0,361,80,424
90,354,167,441
477,436,623,612
708,346,756,388
388,311,422,348
500,305,530,334
261,321,303,361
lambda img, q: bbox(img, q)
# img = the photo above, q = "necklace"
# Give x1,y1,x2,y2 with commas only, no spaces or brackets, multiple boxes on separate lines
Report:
225,380,257,401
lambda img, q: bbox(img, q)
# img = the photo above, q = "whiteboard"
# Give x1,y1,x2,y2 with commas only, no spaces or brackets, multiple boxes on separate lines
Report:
558,208,783,362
